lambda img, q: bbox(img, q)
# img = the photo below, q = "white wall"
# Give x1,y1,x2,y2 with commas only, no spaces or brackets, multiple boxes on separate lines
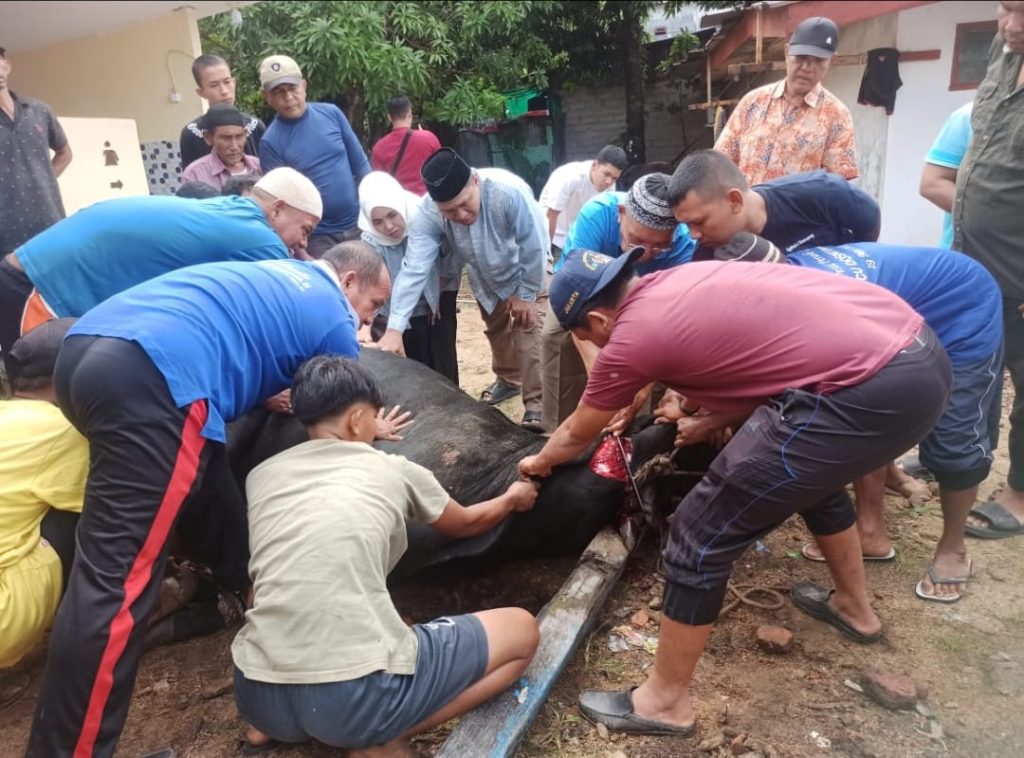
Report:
823,16,897,203
879,1,994,246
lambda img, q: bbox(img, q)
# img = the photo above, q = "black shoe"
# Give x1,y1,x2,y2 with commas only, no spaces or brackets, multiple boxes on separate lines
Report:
521,410,544,433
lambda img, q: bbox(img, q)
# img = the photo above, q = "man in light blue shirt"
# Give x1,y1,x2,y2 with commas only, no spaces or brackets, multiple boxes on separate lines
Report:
378,149,548,431
920,102,972,249
541,174,697,430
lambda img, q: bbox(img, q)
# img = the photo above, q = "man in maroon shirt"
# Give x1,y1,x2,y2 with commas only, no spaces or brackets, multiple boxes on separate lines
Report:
370,96,441,195
520,251,951,736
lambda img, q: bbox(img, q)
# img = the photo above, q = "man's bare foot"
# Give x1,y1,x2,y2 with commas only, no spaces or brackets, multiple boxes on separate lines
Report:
827,591,882,638
630,680,696,728
967,487,1024,530
350,737,418,758
244,723,272,748
886,465,933,506
917,549,971,600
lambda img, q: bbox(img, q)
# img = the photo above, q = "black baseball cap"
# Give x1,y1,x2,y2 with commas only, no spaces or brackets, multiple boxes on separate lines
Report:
549,248,642,329
6,318,76,385
788,17,839,59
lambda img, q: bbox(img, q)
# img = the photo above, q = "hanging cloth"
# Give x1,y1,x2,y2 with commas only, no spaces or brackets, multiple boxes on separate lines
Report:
858,48,903,115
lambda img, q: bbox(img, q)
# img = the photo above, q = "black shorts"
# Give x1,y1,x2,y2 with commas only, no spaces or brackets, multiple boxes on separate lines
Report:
662,325,952,626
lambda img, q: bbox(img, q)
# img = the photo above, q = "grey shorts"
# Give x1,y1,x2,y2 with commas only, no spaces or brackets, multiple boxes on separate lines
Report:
234,614,489,749
919,346,1004,490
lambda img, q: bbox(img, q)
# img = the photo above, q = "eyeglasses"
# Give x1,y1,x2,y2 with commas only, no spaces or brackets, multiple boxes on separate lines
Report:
621,233,672,257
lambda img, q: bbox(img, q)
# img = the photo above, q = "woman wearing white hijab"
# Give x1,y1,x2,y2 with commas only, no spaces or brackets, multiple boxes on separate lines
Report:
359,171,460,384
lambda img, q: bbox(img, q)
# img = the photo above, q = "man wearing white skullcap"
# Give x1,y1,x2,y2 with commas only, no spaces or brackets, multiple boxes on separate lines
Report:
0,167,323,366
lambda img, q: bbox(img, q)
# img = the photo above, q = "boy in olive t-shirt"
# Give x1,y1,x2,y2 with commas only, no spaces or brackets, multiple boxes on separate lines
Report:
234,356,540,756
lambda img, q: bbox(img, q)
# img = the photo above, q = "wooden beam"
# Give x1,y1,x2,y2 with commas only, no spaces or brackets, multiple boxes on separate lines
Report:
436,528,631,758
784,1,935,33
689,98,741,111
725,49,941,76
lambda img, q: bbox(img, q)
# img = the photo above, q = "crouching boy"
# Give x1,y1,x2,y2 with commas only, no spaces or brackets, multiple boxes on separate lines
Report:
233,356,540,757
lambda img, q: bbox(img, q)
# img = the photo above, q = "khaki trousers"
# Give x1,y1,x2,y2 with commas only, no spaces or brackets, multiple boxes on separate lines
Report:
540,299,589,432
478,291,547,413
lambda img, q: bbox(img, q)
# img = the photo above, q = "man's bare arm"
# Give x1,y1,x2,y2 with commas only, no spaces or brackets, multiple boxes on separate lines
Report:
919,163,957,214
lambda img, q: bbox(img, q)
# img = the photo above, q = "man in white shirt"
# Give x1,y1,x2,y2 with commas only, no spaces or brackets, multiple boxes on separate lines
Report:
539,145,627,260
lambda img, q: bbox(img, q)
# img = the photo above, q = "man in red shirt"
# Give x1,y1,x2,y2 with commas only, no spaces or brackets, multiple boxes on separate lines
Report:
370,96,441,195
520,251,951,736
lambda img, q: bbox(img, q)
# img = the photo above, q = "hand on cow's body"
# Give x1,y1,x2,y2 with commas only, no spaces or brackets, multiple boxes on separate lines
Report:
507,296,536,330
519,403,616,480
518,454,551,479
376,405,414,441
264,389,292,415
377,329,406,356
357,324,375,345
674,412,734,449
505,479,540,512
654,389,700,425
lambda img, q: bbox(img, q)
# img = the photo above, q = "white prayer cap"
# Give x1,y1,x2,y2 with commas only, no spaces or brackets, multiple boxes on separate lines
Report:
255,167,323,219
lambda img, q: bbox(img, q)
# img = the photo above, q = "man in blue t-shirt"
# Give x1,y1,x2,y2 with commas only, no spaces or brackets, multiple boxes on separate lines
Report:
716,233,1003,605
25,244,393,758
258,55,371,259
541,173,697,430
920,102,972,249
667,149,880,259
0,168,323,370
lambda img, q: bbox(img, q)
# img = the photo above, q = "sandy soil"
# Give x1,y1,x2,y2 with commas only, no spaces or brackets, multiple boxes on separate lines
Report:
2,303,1023,758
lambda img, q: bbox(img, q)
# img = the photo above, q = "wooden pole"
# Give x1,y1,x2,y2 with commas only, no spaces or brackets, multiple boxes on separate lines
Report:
436,529,632,758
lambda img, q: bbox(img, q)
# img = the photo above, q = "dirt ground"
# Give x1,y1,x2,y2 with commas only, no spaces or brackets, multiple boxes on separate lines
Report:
3,303,1024,758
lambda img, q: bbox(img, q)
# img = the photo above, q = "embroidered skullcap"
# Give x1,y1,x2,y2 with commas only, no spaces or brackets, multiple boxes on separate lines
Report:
625,173,677,231
421,148,472,203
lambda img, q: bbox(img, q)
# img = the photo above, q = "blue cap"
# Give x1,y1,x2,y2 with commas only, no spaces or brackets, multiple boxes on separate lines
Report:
549,248,642,329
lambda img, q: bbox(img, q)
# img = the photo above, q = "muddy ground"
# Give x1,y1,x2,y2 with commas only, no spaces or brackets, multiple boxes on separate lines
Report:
2,302,1023,758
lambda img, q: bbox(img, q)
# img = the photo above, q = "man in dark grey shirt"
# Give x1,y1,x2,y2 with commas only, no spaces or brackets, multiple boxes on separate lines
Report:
956,1,1024,540
0,46,72,254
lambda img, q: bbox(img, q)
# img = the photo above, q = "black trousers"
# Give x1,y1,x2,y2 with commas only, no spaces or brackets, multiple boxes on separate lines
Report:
28,336,224,757
1001,298,1024,491
404,290,459,386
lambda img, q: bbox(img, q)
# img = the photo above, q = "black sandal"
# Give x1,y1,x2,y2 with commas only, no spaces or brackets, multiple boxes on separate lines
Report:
479,381,520,405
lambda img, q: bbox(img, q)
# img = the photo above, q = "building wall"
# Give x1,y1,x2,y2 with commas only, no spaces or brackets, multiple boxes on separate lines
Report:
557,79,712,165
879,1,992,247
822,16,897,203
10,9,203,144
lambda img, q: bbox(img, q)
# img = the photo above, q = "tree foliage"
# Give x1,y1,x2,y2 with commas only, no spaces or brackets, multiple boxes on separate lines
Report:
201,1,561,138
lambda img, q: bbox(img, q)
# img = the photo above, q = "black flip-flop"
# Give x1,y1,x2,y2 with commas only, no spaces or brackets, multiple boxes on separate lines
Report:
521,410,545,433
964,500,1024,540
790,581,882,644
479,381,520,406
578,687,695,735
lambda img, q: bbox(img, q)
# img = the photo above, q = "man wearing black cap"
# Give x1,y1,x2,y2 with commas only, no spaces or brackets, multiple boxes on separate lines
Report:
378,148,549,431
181,103,262,191
520,251,950,735
715,16,859,185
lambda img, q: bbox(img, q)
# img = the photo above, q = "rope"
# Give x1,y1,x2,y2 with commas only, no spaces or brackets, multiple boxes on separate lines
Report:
719,582,787,616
